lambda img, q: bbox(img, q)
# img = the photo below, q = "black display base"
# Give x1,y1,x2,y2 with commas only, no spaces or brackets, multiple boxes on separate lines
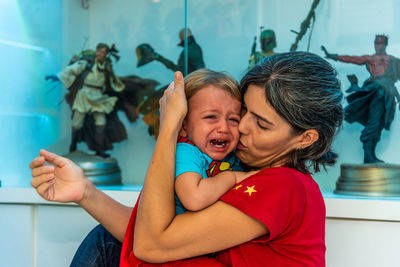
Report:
335,163,400,197
64,150,122,186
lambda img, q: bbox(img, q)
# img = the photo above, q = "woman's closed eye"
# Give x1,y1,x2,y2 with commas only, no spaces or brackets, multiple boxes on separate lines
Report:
257,118,269,130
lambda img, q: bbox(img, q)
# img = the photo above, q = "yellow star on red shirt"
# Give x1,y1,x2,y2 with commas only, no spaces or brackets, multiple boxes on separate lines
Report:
244,185,257,196
234,184,243,190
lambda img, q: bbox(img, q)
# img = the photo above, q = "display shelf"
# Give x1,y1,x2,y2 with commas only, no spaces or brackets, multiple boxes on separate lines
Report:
0,186,141,206
2,187,400,221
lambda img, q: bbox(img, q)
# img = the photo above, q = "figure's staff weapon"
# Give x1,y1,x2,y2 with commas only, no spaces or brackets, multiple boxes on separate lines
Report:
250,36,257,56
251,26,265,55
45,82,61,95
289,0,320,52
249,26,265,65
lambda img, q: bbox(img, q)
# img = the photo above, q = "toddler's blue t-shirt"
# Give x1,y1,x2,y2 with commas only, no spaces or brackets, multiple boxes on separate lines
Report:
174,142,242,214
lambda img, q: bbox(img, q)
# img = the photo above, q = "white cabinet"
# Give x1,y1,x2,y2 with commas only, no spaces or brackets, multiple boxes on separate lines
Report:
2,188,400,267
0,205,32,267
36,206,98,267
324,194,400,267
0,188,139,267
325,218,400,267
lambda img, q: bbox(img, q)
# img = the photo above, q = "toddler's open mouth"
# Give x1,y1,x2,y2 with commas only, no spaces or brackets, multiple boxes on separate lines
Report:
210,139,228,148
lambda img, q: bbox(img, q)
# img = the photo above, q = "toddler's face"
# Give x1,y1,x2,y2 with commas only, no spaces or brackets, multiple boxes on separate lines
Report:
180,85,241,161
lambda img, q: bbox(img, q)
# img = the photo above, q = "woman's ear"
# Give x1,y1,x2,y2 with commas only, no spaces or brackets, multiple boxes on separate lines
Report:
297,129,319,149
179,120,188,137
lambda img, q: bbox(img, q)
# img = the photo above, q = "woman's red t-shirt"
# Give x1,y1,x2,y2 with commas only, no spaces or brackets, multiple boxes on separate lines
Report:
120,167,326,267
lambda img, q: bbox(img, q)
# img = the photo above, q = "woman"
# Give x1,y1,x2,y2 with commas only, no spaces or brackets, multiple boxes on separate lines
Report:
30,52,343,266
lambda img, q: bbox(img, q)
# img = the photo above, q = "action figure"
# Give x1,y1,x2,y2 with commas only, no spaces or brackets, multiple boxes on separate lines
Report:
136,28,205,75
46,43,156,158
248,29,277,68
135,28,206,138
289,0,320,52
322,35,400,163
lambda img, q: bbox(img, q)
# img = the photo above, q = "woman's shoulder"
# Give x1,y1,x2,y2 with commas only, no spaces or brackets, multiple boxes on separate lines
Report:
255,166,311,181
246,167,315,194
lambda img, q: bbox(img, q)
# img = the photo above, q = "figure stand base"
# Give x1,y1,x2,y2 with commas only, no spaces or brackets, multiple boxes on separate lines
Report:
335,163,400,197
64,150,122,186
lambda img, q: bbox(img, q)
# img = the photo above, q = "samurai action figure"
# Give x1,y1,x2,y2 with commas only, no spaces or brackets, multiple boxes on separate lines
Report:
46,43,158,158
249,29,277,68
322,35,400,163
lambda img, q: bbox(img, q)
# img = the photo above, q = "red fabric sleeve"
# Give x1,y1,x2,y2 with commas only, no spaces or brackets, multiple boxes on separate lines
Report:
219,167,306,241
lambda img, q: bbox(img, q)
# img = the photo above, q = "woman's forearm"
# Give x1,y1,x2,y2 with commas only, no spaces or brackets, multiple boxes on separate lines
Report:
79,181,132,242
134,125,179,248
134,72,187,255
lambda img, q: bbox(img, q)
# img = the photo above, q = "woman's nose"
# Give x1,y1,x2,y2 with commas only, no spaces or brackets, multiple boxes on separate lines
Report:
238,114,249,135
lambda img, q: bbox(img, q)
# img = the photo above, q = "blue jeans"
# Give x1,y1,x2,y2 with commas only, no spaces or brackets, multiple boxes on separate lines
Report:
70,224,122,267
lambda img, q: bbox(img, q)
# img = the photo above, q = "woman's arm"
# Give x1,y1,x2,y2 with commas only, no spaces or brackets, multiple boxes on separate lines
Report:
30,150,132,241
133,72,268,263
78,181,132,241
135,198,267,263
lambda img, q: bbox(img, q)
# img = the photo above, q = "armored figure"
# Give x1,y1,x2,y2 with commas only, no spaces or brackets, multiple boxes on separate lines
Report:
135,28,206,138
136,28,205,74
249,29,276,68
322,35,400,163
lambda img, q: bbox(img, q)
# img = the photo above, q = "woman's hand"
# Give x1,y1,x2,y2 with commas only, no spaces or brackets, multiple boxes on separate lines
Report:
30,149,90,204
159,71,188,134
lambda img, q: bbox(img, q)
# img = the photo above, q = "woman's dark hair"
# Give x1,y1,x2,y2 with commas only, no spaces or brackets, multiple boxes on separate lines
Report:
240,51,344,173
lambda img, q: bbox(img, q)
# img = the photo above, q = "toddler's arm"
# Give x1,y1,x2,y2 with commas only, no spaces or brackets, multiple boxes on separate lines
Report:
234,170,259,184
175,170,257,212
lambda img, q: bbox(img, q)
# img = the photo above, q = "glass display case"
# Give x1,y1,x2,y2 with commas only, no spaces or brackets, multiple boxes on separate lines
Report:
2,2,400,267
1,0,399,190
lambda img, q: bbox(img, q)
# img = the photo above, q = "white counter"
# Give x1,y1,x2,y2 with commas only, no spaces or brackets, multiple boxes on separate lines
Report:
323,192,400,221
0,186,141,206
1,187,400,267
3,187,400,221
